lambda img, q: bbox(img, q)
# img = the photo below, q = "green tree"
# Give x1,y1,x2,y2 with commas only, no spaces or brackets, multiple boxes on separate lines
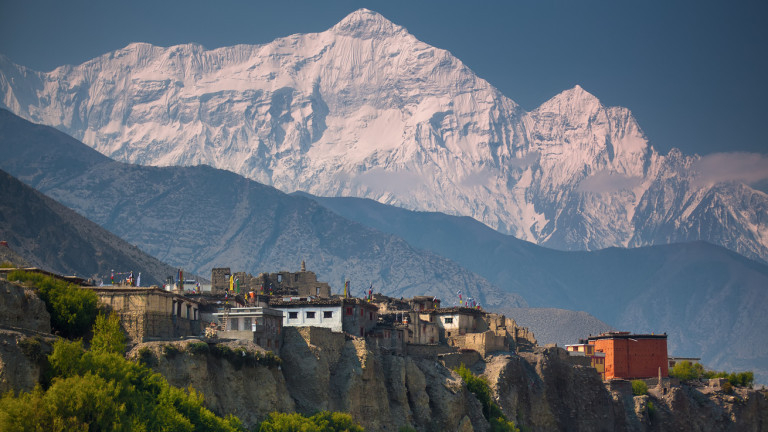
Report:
669,361,704,381
1,331,243,431
8,270,98,338
91,313,126,354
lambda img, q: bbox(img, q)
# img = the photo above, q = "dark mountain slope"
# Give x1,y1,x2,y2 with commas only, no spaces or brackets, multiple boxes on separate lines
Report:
0,169,177,285
0,109,523,307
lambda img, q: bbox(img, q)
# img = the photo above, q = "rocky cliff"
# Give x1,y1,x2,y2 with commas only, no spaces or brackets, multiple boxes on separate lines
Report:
0,279,54,395
127,331,767,432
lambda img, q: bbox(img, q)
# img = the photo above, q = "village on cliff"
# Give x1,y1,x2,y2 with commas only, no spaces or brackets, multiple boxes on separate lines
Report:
1,260,713,392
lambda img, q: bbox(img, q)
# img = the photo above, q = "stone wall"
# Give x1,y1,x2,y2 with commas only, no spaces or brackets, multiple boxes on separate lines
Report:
211,267,230,292
448,329,509,357
117,311,200,343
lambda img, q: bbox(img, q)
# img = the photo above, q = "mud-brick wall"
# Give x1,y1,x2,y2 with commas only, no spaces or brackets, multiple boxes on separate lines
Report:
118,312,200,343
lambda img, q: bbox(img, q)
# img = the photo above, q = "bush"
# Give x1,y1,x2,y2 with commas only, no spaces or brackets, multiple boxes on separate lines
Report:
187,342,210,355
17,337,43,362
631,380,648,396
258,411,364,432
491,416,521,432
8,270,98,339
209,344,282,369
162,344,182,358
137,347,156,367
646,400,656,417
721,381,734,394
91,313,126,354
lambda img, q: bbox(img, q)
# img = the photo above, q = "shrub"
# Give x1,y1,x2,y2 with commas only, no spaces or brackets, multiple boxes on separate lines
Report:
721,381,734,394
187,342,210,355
209,344,282,369
258,411,364,432
17,337,43,362
631,380,648,396
137,347,156,367
646,400,656,417
91,313,126,355
161,344,181,358
8,270,98,339
491,416,521,432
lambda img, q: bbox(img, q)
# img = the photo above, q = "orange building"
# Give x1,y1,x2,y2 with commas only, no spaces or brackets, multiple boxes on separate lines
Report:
586,332,668,380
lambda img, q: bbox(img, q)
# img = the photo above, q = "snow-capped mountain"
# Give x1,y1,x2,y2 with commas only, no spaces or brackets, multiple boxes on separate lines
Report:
1,9,767,262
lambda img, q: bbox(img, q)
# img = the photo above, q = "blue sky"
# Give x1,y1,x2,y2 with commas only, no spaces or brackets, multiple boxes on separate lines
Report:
1,0,767,157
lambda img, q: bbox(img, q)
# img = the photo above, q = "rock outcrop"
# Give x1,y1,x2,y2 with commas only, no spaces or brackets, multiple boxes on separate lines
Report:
0,279,54,394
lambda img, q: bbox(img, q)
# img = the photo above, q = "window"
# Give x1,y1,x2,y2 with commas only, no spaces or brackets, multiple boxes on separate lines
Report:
324,311,333,318
277,275,282,283
369,312,373,320
306,311,316,319
346,307,353,315
360,308,364,317
360,327,364,336
444,317,453,324
316,287,321,295
288,312,298,319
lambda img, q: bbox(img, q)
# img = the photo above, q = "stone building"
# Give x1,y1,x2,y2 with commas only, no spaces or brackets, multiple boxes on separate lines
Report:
91,286,201,344
269,297,379,337
406,311,441,345
409,295,440,311
210,267,231,292
211,261,331,298
431,307,488,339
211,306,284,353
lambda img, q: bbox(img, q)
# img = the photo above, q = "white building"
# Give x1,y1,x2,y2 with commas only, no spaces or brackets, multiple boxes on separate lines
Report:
270,297,379,336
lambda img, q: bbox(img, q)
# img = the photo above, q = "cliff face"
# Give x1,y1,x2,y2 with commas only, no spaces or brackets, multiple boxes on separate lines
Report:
0,280,54,395
128,332,767,432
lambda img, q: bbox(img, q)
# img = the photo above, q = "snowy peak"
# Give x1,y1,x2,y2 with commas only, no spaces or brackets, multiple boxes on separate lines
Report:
330,8,406,39
536,85,602,117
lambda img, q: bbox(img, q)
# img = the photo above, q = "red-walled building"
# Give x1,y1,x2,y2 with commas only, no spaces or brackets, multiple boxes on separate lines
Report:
586,332,668,380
